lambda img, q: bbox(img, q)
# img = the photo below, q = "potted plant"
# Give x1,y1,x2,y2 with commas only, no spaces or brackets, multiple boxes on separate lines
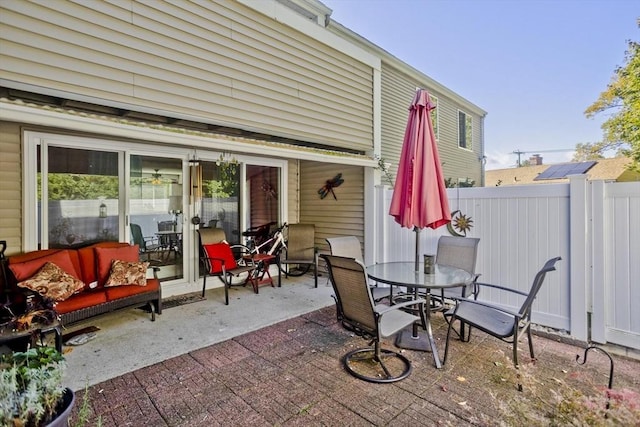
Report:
0,346,75,427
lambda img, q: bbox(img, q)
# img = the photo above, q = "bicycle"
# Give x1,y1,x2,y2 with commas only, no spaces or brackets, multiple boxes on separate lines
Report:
241,223,312,278
225,223,287,286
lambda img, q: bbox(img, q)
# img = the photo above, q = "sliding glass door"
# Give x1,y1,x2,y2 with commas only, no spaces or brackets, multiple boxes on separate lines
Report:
129,155,184,281
42,146,120,248
26,131,286,290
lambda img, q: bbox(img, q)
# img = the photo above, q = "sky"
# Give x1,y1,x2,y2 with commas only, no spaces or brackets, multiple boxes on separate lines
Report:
320,0,638,169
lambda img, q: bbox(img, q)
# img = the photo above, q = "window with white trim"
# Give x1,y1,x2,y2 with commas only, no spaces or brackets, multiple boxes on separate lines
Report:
458,110,472,149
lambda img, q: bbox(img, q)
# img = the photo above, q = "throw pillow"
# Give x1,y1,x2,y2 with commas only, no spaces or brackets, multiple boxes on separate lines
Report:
202,243,237,274
105,260,149,287
17,262,85,301
9,250,81,282
95,245,139,286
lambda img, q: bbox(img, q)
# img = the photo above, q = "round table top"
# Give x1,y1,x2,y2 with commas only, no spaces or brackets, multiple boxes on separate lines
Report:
366,262,472,289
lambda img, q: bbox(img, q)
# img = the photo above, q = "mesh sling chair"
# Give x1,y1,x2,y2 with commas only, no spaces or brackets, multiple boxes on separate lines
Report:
130,223,162,262
433,236,480,341
278,223,318,288
326,236,391,303
443,256,561,368
198,228,255,305
323,255,426,383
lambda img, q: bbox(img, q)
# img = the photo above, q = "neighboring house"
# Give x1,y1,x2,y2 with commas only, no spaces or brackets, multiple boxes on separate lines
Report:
0,0,484,296
485,157,640,187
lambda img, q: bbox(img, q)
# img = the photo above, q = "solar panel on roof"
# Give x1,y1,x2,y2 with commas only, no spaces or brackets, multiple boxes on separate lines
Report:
534,161,597,180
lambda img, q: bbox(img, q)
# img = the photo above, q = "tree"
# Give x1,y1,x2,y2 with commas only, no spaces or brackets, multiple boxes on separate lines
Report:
582,21,640,170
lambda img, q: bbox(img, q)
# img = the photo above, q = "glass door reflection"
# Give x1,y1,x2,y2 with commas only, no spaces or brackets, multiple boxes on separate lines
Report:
129,155,183,281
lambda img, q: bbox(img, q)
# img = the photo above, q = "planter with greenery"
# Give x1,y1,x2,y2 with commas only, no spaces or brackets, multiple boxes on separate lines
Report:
0,346,75,427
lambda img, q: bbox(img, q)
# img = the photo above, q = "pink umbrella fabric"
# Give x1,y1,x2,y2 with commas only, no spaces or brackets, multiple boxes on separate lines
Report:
390,89,451,231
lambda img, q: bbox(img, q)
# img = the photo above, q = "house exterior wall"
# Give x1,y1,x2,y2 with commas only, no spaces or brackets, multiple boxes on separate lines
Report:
299,161,364,255
0,0,373,152
0,121,21,251
0,0,483,296
380,63,485,187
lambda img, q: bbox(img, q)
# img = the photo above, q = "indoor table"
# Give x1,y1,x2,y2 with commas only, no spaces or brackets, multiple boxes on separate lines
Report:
366,262,472,369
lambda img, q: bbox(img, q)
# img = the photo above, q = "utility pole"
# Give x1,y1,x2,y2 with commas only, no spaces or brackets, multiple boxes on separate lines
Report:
513,150,525,167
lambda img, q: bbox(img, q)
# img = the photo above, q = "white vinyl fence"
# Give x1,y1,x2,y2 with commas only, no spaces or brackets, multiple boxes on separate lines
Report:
372,175,640,351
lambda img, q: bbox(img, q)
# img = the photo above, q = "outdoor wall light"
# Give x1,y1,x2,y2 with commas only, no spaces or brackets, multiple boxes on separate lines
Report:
99,201,107,218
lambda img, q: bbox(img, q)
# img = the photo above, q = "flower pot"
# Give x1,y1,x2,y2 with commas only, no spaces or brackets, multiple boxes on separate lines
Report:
47,388,75,427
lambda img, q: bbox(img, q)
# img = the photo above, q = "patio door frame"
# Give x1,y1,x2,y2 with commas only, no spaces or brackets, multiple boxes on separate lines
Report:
23,130,288,295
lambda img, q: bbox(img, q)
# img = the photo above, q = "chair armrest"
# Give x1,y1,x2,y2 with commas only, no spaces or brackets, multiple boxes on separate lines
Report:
474,282,529,297
375,298,426,315
148,266,160,279
454,298,523,318
143,235,159,245
201,255,227,265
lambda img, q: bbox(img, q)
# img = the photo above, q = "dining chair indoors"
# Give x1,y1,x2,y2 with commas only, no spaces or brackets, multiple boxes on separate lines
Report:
198,228,255,304
323,255,425,383
278,223,318,288
130,223,161,262
443,256,561,368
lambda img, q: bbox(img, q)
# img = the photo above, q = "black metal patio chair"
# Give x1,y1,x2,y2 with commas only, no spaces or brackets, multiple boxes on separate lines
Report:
443,256,561,368
323,254,425,383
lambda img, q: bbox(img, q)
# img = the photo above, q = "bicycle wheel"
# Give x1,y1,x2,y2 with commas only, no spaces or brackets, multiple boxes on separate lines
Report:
228,244,254,286
278,262,311,277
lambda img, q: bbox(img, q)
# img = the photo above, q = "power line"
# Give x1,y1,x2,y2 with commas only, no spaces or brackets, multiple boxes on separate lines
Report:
512,148,574,167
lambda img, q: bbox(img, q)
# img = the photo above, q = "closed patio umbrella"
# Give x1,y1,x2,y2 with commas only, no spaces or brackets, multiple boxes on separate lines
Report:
389,88,451,271
388,88,452,353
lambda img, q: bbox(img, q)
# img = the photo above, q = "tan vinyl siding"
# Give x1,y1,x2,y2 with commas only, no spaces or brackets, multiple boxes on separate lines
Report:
380,63,482,186
0,0,373,152
0,121,22,255
298,161,364,255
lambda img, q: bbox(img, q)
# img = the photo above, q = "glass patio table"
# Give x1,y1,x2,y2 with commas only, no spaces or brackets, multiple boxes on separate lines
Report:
366,262,473,369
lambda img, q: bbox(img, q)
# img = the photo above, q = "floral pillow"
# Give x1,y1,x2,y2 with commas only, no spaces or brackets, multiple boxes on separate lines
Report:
105,260,149,287
17,262,85,301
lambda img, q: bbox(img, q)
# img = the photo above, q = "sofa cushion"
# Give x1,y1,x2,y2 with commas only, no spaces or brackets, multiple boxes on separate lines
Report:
17,262,85,301
105,278,160,301
95,245,140,286
9,250,81,282
105,260,149,287
78,242,130,288
54,289,108,314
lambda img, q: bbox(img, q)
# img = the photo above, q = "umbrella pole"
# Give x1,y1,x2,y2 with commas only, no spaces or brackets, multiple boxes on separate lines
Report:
414,226,421,272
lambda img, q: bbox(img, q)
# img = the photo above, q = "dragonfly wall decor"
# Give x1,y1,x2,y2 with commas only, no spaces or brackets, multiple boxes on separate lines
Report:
318,173,344,200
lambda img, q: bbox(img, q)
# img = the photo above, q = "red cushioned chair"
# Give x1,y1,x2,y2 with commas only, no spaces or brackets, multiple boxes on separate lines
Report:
198,229,255,305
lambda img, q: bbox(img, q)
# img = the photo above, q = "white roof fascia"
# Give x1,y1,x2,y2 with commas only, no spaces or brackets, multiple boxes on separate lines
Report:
0,99,376,167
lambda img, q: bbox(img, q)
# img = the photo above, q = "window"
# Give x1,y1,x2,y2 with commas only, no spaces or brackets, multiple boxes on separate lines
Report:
458,110,472,149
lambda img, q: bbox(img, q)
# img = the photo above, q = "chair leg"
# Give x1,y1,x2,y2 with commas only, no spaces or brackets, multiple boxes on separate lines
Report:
527,327,535,360
512,329,519,368
223,274,229,305
314,261,318,288
202,275,207,298
443,313,457,365
277,259,282,287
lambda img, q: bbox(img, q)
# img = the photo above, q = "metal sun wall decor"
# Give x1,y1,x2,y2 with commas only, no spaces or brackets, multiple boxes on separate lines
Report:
447,210,474,237
318,173,344,200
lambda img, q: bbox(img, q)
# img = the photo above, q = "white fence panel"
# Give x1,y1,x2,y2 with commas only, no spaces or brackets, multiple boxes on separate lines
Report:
375,178,640,350
375,184,571,331
592,181,640,349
